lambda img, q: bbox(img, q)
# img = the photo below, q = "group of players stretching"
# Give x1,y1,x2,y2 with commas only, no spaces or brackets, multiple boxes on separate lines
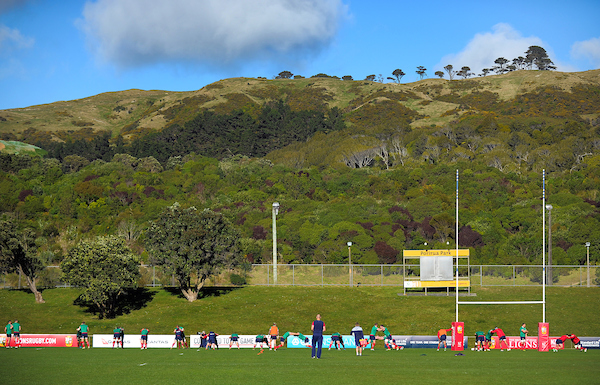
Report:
470,324,587,352
472,326,513,351
250,322,402,355
553,334,587,352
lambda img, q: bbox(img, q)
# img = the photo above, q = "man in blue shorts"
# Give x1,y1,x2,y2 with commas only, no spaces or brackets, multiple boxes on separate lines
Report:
311,314,326,359
351,322,364,356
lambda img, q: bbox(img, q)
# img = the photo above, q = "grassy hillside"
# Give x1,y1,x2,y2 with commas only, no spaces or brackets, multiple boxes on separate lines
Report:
1,286,598,337
1,70,598,138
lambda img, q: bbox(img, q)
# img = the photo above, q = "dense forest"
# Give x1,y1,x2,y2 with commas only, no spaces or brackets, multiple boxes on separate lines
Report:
0,69,599,289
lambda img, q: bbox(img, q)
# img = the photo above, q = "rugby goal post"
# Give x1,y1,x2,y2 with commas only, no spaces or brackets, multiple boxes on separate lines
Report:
453,170,549,352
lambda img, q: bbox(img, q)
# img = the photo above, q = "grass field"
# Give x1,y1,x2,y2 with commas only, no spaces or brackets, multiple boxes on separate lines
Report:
1,285,599,384
1,286,599,337
0,346,597,385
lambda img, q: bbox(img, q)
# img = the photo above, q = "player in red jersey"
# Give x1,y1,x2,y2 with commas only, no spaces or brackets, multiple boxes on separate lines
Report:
491,327,510,351
553,335,570,352
568,334,587,352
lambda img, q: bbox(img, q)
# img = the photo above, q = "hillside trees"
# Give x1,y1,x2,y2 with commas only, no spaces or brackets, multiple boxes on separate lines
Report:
444,65,455,80
392,69,406,83
0,220,45,303
276,71,293,79
493,57,509,74
145,203,241,302
61,236,140,318
525,46,556,70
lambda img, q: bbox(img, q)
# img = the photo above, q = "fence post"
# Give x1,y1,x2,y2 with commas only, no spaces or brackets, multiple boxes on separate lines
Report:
292,265,295,286
513,265,516,286
480,265,483,286
321,264,324,287
381,265,383,286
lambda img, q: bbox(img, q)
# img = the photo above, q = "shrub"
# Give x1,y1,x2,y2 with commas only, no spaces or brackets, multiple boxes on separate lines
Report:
230,273,246,286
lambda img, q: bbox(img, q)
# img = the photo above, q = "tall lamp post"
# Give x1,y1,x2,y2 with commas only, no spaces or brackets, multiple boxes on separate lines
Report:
546,204,552,286
272,202,279,285
347,242,352,287
586,242,591,288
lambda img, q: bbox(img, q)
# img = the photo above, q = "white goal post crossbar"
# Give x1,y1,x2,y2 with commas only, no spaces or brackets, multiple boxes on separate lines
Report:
454,169,547,322
457,301,544,305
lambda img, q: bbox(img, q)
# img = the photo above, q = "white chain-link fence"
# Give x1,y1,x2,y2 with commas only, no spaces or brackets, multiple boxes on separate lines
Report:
1,264,598,289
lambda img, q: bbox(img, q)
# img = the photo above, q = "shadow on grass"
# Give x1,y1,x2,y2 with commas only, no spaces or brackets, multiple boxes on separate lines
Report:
163,286,242,300
74,287,156,319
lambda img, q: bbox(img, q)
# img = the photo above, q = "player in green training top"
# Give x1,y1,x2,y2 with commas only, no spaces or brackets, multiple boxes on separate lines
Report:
11,320,21,348
380,325,401,351
77,322,90,349
518,323,528,350
112,326,121,348
275,332,310,350
254,334,267,350
328,332,344,350
369,323,379,350
475,331,485,351
140,328,149,350
484,329,493,351
229,333,240,349
4,320,12,348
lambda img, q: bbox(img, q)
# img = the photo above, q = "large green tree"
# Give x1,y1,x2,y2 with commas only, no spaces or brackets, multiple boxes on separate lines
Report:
61,236,140,318
145,203,241,302
0,220,45,303
525,46,556,70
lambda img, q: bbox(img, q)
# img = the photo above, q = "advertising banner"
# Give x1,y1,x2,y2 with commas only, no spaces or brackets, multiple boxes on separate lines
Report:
286,335,468,349
486,336,540,350
286,335,357,349
452,322,464,351
538,322,550,352
1,334,78,348
93,334,176,348
578,337,600,350
189,334,258,349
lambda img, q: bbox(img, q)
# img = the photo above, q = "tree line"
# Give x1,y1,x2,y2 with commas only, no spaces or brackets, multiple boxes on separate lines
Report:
276,46,555,82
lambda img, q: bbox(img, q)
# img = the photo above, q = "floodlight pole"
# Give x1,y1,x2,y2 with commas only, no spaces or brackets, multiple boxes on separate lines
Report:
272,202,279,285
347,242,353,287
586,242,591,288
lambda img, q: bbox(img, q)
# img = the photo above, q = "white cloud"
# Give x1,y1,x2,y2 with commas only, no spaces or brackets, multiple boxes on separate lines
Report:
0,23,34,51
571,37,600,69
80,0,347,68
435,23,554,75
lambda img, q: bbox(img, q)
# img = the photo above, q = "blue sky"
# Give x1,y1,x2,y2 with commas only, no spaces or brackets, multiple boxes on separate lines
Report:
1,0,599,110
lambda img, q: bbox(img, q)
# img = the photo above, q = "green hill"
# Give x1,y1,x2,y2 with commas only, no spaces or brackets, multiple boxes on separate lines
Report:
0,70,598,296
